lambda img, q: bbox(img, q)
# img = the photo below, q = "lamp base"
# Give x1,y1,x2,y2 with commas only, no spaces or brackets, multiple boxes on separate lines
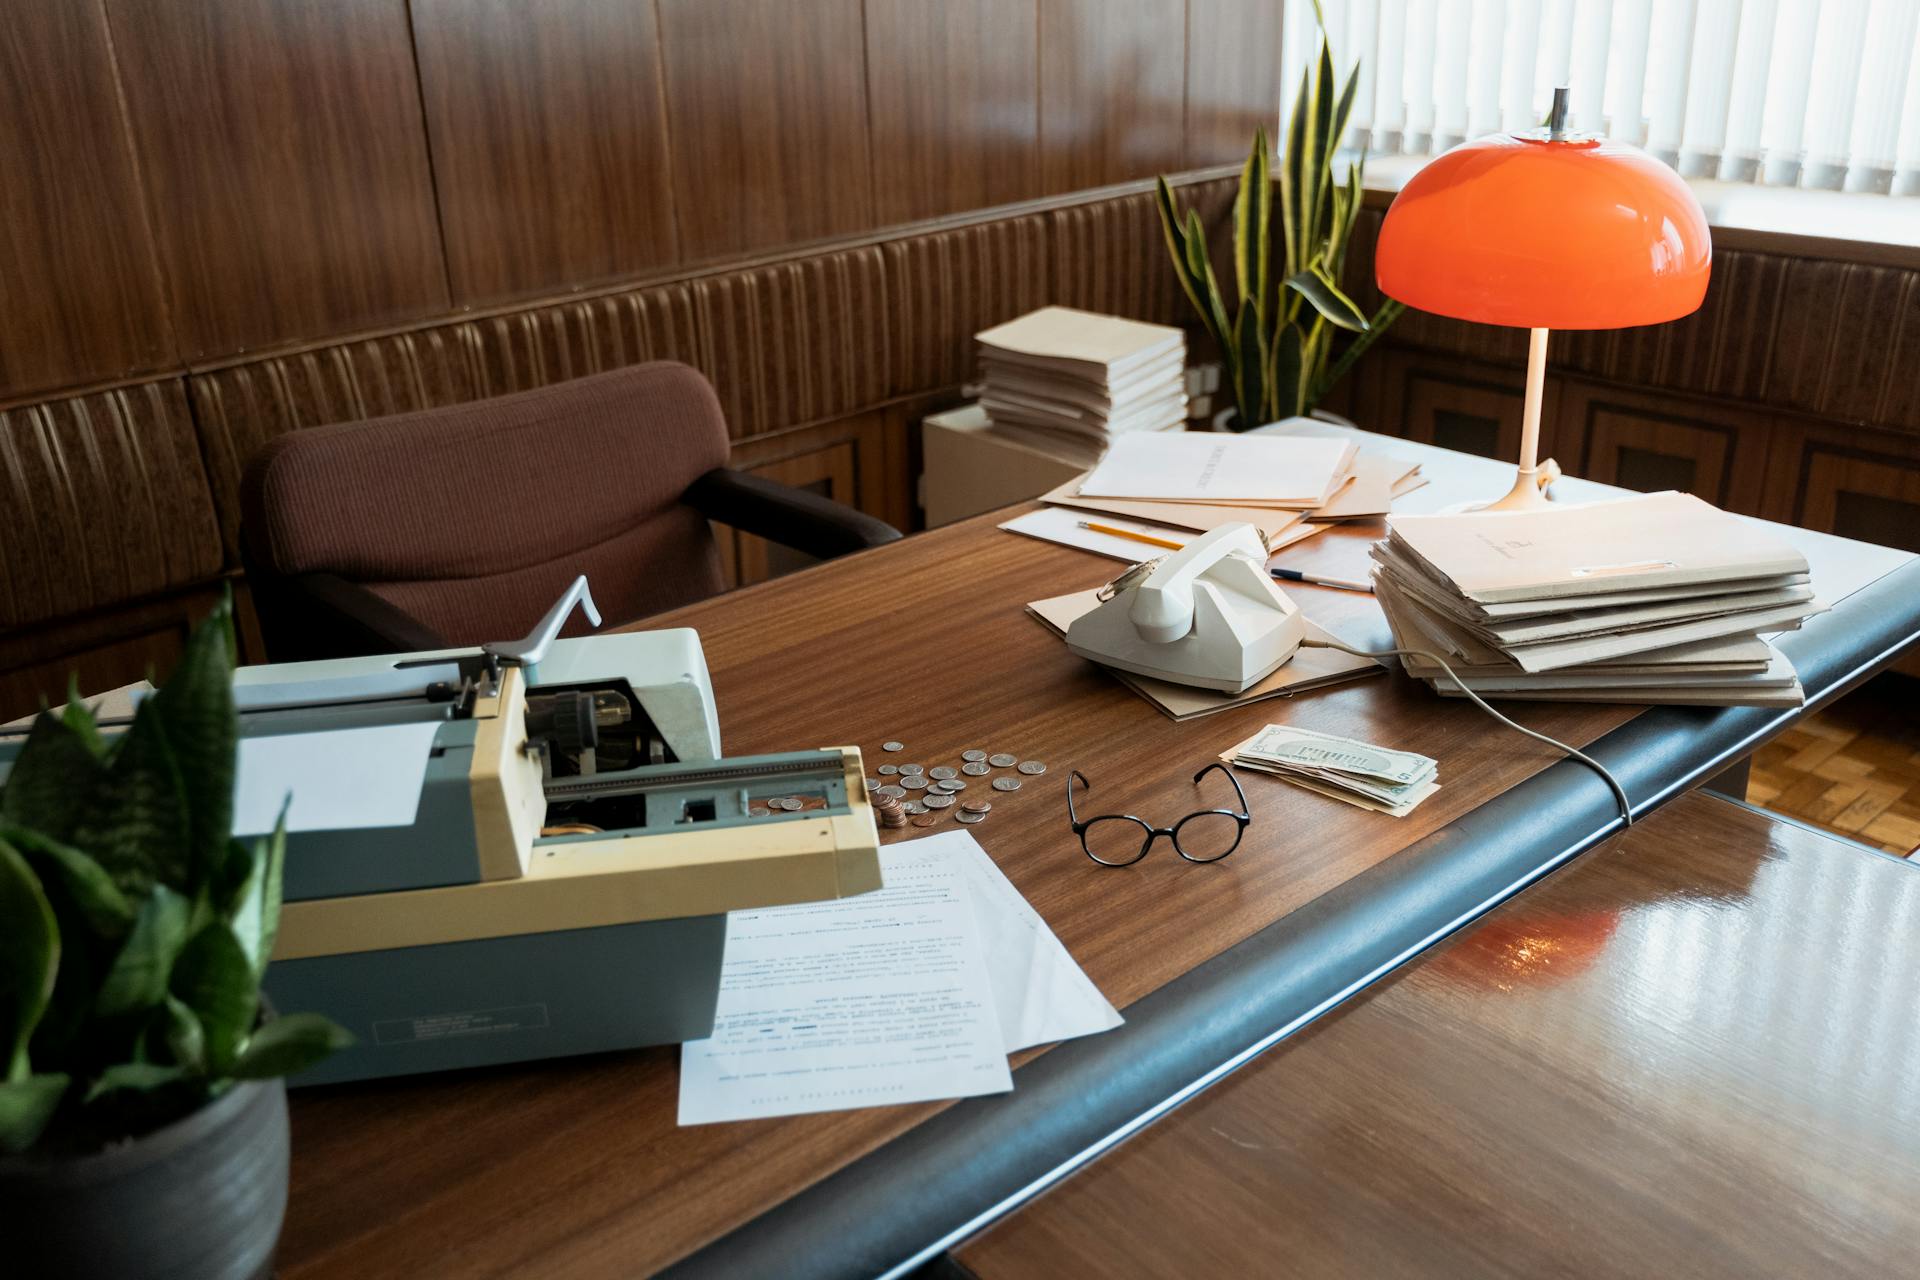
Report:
1441,459,1563,514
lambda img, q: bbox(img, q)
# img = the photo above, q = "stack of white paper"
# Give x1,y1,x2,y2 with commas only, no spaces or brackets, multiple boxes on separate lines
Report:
678,832,1120,1125
1374,491,1825,706
975,307,1188,452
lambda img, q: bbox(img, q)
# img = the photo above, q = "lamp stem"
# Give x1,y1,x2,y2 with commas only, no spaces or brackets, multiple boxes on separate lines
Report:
1482,327,1555,512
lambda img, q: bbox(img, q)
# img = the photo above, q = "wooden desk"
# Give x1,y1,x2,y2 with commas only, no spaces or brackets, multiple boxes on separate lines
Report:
277,439,1919,1279
956,792,1920,1278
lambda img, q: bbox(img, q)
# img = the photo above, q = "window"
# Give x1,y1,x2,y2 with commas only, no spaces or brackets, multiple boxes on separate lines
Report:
1284,0,1920,195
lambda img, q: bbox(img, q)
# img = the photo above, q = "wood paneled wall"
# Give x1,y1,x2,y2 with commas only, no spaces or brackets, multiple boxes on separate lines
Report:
0,0,1279,718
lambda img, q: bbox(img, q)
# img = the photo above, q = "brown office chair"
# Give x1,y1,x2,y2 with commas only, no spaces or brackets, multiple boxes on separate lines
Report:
239,361,899,662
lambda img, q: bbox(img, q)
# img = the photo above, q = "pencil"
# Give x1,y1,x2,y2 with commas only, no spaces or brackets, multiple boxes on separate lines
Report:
1077,521,1186,551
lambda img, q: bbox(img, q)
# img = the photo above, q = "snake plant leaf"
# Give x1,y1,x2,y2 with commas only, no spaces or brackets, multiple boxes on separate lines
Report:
84,1061,188,1102
0,1074,68,1154
224,811,287,980
0,838,58,1082
93,884,190,1021
1155,178,1216,342
1314,298,1407,405
1234,303,1268,428
1286,265,1370,333
67,704,190,899
1327,58,1360,175
1309,38,1337,244
171,922,257,1076
230,1013,354,1081
1,823,134,939
0,712,107,844
163,994,206,1073
1279,57,1313,277
1270,323,1306,421
61,678,109,761
1184,208,1235,357
145,601,237,891
1232,128,1272,325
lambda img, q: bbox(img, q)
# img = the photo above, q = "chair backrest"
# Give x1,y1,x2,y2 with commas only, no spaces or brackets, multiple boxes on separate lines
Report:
240,361,730,651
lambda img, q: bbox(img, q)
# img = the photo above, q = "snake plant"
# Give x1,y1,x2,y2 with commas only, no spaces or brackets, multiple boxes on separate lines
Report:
1157,15,1403,429
0,599,350,1156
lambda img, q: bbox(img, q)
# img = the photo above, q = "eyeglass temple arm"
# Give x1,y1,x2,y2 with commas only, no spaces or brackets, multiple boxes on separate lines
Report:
1192,761,1250,816
1067,769,1091,825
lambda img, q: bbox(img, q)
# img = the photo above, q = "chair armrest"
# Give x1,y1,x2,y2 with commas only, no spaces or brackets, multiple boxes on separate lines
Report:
685,468,902,560
248,571,448,663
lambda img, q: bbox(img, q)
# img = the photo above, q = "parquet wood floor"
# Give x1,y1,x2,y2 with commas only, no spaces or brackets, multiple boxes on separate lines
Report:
1751,674,1920,856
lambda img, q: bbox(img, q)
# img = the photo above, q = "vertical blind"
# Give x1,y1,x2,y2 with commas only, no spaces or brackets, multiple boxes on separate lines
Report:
1282,0,1920,195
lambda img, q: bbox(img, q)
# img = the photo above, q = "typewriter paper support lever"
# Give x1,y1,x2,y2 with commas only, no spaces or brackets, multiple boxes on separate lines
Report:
485,575,603,667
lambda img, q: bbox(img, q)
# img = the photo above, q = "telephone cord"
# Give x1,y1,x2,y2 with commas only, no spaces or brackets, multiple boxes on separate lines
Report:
1299,638,1633,826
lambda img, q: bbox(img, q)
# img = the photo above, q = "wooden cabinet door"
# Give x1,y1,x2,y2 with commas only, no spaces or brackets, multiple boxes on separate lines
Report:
1386,353,1575,467
1771,427,1920,554
717,410,902,588
1560,381,1772,514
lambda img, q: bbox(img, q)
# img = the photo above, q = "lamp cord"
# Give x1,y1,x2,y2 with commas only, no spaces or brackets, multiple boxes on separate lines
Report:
1300,638,1633,827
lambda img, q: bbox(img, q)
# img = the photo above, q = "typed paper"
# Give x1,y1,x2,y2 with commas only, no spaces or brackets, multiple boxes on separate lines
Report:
677,843,1012,1124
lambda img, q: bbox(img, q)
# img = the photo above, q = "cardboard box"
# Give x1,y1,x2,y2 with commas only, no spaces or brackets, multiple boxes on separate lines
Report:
920,404,1096,528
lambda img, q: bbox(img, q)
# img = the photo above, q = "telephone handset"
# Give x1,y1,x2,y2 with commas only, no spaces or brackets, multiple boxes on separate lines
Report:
1065,523,1305,694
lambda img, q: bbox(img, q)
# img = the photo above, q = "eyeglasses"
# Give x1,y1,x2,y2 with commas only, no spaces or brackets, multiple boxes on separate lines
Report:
1066,763,1251,867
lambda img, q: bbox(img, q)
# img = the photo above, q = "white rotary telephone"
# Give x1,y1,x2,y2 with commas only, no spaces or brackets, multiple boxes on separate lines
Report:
1065,523,1304,694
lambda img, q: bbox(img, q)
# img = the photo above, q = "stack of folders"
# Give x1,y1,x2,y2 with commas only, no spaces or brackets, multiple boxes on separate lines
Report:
1374,491,1824,706
975,307,1188,454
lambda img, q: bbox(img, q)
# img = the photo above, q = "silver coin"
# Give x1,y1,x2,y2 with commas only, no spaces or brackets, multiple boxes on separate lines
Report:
1017,761,1047,775
748,806,771,817
991,777,1021,792
923,794,955,809
878,764,899,776
876,784,907,799
777,798,804,811
882,741,905,752
901,775,930,790
929,766,959,780
987,753,1017,768
864,777,881,790
955,811,987,824
961,762,992,776
903,800,928,815
935,778,965,791
899,763,925,775
960,750,988,762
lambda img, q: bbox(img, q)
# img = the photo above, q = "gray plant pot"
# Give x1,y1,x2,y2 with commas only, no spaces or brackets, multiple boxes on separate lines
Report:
0,1076,289,1280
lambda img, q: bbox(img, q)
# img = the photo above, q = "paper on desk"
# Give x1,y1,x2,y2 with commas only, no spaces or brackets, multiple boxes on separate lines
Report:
1001,505,1324,563
678,842,1013,1124
1076,433,1356,505
930,831,1122,1052
231,721,441,836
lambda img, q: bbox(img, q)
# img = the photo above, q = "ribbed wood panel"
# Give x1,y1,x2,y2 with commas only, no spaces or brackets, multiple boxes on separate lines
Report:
461,285,699,397
0,380,222,628
1349,210,1920,433
884,216,1050,395
692,248,890,438
1050,184,1234,327
190,327,483,557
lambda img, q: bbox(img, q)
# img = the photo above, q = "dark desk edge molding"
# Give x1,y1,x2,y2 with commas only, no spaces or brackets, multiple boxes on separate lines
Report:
665,560,1920,1280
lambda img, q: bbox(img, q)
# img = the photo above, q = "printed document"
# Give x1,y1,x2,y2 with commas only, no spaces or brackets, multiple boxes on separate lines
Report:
678,834,1118,1124
678,842,1012,1124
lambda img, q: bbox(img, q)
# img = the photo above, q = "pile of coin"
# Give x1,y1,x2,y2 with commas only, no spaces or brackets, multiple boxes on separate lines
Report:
867,743,1048,835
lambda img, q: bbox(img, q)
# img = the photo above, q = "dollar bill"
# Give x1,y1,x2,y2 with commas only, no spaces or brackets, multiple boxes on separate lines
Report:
1221,724,1441,816
1231,723,1436,787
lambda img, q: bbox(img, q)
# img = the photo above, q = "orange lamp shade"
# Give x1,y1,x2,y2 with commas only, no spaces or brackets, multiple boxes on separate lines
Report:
1375,133,1712,330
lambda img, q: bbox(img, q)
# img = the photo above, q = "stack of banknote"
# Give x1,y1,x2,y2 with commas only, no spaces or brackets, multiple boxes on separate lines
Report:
1221,723,1439,817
